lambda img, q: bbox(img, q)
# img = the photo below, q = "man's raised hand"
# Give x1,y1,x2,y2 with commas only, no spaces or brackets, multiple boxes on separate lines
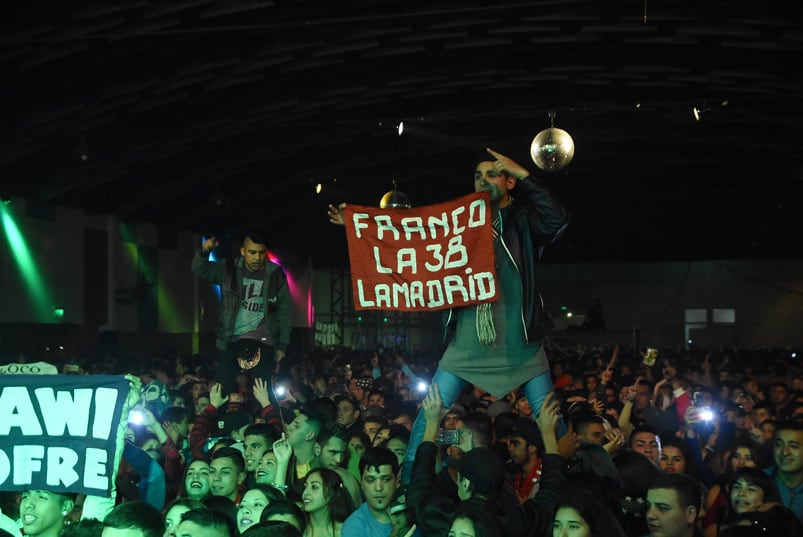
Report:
486,147,530,179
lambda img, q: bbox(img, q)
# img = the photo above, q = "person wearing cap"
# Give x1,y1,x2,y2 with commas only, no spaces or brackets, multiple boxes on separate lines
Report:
191,230,291,402
506,419,544,502
408,384,568,537
349,376,373,408
403,148,569,483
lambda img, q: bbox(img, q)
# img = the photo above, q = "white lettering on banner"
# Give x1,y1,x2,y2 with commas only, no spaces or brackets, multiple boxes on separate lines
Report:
352,200,487,241
0,445,109,490
35,387,94,436
84,448,108,490
375,215,399,241
0,386,117,440
0,364,41,374
400,217,426,240
92,388,119,440
356,271,496,308
368,236,470,274
0,387,43,435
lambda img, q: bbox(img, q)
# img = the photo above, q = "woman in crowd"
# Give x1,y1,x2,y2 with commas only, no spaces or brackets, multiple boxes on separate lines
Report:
237,484,286,535
163,497,204,537
182,459,212,501
552,473,628,537
300,468,354,537
447,503,502,537
658,436,690,475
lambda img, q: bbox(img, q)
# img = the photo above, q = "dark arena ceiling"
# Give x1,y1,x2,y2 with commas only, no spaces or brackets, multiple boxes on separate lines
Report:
2,1,802,266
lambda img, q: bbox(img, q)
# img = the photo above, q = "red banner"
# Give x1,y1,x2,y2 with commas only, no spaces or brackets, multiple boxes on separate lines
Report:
344,192,498,311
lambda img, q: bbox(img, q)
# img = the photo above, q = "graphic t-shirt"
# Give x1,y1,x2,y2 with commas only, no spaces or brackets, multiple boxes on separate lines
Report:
232,267,272,344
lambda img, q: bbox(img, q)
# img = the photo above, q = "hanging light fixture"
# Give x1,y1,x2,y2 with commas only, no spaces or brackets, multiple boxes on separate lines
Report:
530,111,575,172
379,180,411,209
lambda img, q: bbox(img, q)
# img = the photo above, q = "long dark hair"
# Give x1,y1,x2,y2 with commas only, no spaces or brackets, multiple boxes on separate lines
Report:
302,468,355,523
449,502,502,537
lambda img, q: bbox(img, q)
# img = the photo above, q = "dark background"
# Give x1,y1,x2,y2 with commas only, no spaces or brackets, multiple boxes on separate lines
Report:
2,0,801,267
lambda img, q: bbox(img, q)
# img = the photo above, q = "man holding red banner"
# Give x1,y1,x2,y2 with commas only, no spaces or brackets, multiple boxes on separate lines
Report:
401,147,570,482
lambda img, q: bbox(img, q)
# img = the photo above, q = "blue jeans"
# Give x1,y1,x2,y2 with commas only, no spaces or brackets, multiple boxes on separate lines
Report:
401,368,564,483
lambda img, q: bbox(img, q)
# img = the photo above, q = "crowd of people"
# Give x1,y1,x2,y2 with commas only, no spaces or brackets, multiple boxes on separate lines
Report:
1,342,802,537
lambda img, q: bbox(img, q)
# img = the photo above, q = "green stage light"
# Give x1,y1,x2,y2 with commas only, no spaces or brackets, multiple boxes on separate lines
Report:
1,204,53,321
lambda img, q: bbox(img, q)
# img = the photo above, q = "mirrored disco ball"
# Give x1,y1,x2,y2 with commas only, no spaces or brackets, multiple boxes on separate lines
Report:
530,127,575,171
379,190,412,209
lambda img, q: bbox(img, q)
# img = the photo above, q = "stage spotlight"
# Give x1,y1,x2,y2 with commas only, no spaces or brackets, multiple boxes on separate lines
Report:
315,182,322,194
397,121,404,136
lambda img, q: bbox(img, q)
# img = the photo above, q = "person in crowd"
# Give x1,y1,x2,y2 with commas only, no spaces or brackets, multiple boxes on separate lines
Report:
614,450,661,537
164,498,205,537
244,423,281,480
765,420,803,521
717,468,803,535
300,468,355,537
363,416,386,446
288,408,325,474
506,419,544,502
334,394,362,433
629,424,662,465
552,476,627,537
645,473,701,537
190,383,254,461
101,500,165,537
702,437,765,537
191,230,291,401
60,518,103,537
574,414,607,447
659,437,693,476
242,521,302,537
203,496,239,529
315,422,363,507
176,508,236,537
341,447,401,537
316,422,351,471
349,431,371,461
769,382,794,420
136,406,189,504
446,503,501,537
379,425,410,468
255,450,280,487
403,148,570,482
727,468,782,515
210,447,248,504
260,500,306,534
184,459,213,501
236,484,285,535
19,490,75,537
409,384,567,537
